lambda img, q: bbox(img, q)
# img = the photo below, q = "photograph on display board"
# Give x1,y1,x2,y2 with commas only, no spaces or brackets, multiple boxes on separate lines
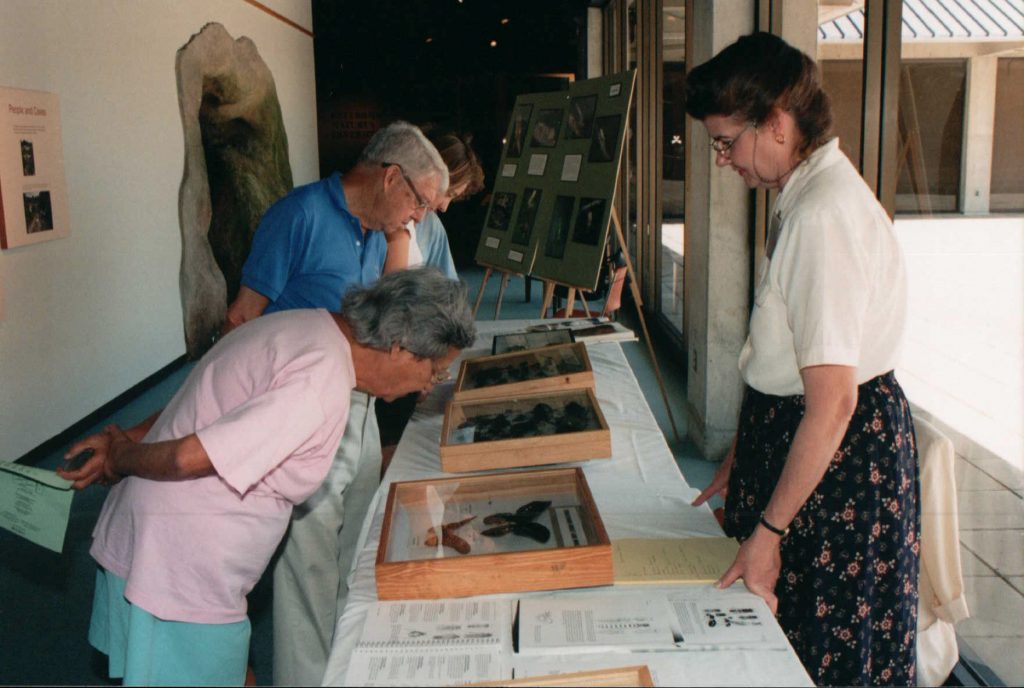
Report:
20,140,35,176
566,95,597,139
510,187,542,246
544,195,575,260
588,114,621,163
23,191,54,234
506,104,532,159
572,198,607,246
530,109,562,148
486,191,516,232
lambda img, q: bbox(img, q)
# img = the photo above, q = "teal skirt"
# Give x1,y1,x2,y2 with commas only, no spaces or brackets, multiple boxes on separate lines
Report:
89,567,251,686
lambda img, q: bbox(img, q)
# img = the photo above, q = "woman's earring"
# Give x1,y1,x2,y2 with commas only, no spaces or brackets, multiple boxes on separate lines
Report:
775,134,785,144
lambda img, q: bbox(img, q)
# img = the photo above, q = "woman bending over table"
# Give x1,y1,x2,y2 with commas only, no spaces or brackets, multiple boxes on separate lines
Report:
688,32,919,686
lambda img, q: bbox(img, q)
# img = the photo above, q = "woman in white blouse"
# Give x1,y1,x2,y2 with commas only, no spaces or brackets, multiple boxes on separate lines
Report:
687,32,919,686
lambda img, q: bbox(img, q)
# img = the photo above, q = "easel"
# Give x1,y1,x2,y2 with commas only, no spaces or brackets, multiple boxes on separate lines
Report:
471,264,525,320
536,209,682,444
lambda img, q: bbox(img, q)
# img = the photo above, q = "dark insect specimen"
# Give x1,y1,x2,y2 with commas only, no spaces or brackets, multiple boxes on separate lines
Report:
457,401,596,443
481,500,552,543
470,354,585,389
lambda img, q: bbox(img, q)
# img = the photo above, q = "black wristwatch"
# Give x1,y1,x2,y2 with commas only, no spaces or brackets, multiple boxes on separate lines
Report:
759,513,789,538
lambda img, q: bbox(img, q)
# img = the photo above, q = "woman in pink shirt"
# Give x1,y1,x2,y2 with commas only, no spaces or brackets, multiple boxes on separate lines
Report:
58,268,475,686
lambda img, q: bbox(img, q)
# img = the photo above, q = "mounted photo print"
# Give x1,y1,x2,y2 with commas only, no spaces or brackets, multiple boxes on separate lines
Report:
510,187,542,247
486,191,516,232
588,114,621,163
572,198,607,246
566,94,598,139
544,195,575,260
530,108,562,148
506,104,532,159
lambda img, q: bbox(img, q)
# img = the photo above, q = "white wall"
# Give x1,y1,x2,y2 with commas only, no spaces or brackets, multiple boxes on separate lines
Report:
0,0,317,461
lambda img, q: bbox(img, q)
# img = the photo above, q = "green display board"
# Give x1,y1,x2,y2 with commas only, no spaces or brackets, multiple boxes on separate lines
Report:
474,70,636,292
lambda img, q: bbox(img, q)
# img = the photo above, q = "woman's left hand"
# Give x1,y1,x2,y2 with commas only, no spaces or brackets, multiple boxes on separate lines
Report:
716,527,783,614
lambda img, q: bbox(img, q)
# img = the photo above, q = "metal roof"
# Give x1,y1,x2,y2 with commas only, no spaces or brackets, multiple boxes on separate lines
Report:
819,0,1024,41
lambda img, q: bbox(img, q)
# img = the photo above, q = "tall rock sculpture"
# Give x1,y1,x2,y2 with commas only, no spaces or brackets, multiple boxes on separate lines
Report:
176,22,293,358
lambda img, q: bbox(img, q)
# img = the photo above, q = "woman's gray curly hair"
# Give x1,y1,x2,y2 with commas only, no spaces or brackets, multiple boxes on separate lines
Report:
342,267,476,359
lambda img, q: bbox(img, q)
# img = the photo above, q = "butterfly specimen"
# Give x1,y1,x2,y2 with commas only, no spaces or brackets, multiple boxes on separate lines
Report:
481,500,552,543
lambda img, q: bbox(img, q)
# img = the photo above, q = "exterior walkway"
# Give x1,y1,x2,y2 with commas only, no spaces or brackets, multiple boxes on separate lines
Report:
896,215,1024,685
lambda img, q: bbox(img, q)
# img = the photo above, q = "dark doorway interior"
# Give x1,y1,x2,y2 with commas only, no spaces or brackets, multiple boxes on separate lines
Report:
313,0,589,266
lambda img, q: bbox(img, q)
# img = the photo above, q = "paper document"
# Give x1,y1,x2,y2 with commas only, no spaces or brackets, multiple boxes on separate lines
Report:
668,589,790,649
0,462,74,553
517,594,678,655
344,599,514,686
613,537,739,584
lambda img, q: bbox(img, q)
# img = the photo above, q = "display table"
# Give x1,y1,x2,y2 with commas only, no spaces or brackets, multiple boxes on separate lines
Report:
321,320,813,686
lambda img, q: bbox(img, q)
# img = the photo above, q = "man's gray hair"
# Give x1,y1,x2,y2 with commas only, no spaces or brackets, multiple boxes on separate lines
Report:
342,267,476,359
359,121,449,193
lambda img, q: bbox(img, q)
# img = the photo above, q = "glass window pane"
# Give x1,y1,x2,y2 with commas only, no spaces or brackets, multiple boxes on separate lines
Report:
992,57,1024,212
817,4,867,170
819,60,863,169
895,9,1023,687
895,61,966,214
658,0,685,337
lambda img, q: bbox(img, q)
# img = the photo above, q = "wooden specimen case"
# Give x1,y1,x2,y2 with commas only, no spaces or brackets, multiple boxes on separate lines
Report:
454,342,595,402
472,665,655,687
375,467,613,600
440,387,611,473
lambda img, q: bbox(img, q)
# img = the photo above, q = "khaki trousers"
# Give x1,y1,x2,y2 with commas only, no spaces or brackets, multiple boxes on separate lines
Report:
272,391,380,686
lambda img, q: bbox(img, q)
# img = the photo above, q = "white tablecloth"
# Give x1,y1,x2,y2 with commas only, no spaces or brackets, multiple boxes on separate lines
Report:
321,320,812,686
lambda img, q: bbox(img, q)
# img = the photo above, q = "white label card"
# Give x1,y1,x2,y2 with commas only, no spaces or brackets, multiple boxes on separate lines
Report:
560,154,582,182
485,236,500,249
609,83,622,97
501,163,517,177
527,154,547,176
508,250,524,263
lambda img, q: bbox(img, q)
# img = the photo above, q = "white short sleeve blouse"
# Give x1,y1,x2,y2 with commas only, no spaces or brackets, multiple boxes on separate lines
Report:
738,138,908,396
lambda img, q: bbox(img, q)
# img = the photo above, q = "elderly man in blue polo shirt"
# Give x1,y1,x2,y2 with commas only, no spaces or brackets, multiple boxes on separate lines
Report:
221,121,448,686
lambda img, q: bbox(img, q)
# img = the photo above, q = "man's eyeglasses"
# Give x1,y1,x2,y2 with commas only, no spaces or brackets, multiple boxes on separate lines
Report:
382,162,433,211
710,124,753,157
430,363,452,385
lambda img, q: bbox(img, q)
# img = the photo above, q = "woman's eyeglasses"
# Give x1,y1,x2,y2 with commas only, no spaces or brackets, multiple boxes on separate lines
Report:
710,124,753,157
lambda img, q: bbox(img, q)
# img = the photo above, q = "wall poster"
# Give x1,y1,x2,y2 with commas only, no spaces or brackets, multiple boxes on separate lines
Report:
0,87,70,250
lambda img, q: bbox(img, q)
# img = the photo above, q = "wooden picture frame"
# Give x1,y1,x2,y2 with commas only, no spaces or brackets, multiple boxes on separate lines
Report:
454,342,594,402
375,467,613,600
491,328,573,355
440,388,610,473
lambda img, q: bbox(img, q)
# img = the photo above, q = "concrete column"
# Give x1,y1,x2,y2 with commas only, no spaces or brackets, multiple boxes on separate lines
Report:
778,0,819,58
684,1,755,460
961,55,997,214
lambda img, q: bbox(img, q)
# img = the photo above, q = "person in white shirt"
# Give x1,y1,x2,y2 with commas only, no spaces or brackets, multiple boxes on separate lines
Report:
687,32,919,686
377,128,484,472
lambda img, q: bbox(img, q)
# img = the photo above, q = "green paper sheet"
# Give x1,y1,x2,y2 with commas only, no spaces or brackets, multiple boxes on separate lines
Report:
0,462,74,553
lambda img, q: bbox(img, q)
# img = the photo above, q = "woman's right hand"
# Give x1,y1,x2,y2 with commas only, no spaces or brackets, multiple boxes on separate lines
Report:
691,435,737,507
57,426,118,490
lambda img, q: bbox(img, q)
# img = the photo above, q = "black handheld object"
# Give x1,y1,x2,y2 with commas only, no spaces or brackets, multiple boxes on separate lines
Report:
64,447,95,472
